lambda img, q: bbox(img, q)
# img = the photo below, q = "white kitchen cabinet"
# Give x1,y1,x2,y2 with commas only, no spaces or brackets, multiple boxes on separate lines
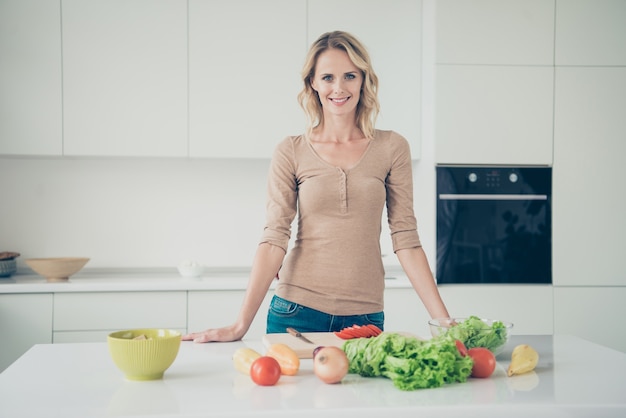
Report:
553,67,626,287
554,287,626,353
0,0,62,156
61,0,188,157
188,0,306,158
0,293,53,372
436,285,554,335
555,0,626,66
435,65,553,165
384,285,554,339
187,290,273,339
53,291,187,342
436,0,554,65
384,288,430,336
308,0,423,159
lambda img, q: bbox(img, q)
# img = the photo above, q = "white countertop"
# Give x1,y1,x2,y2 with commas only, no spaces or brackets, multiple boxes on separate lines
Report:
0,267,413,293
1,335,625,417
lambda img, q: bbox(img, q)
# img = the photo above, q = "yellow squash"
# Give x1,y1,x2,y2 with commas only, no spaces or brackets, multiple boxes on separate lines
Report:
232,347,262,375
265,343,300,376
507,344,539,376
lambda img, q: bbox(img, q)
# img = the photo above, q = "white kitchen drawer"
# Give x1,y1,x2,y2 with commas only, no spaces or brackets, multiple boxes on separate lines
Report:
555,0,626,66
187,290,273,339
53,328,187,344
53,292,186,331
435,65,553,165
436,0,555,65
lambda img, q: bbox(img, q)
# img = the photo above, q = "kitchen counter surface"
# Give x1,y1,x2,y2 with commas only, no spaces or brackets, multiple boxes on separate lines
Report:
1,335,624,417
0,267,412,293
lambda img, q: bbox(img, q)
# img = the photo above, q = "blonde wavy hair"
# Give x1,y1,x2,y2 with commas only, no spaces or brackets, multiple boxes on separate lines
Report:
298,31,380,140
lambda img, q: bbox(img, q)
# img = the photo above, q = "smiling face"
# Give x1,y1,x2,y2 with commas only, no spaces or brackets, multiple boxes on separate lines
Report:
310,48,362,120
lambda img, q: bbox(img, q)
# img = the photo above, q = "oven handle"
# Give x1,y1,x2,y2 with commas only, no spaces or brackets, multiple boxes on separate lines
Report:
439,194,548,200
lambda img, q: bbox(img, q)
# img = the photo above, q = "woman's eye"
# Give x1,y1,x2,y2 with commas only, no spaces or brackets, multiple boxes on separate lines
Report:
345,73,356,80
322,75,333,82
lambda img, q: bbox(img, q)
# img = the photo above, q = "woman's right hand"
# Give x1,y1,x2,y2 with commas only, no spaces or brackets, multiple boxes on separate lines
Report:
182,324,246,343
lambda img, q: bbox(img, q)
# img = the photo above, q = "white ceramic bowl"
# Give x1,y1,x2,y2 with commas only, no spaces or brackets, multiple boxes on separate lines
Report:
177,260,204,278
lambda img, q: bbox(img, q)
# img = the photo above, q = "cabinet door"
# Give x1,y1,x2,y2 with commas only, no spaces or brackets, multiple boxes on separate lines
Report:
554,287,626,353
384,288,430,336
556,0,626,66
436,285,554,335
53,292,187,339
385,285,554,339
0,294,53,372
436,0,554,65
553,67,626,286
0,0,62,156
187,290,273,339
435,65,553,165
188,0,306,158
62,0,188,157
308,0,422,159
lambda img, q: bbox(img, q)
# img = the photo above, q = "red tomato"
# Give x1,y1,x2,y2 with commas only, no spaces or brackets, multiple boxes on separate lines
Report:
250,356,281,386
467,347,496,378
455,339,468,357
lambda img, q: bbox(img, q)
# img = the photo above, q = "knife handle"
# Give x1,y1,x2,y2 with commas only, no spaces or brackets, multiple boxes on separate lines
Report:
286,327,301,337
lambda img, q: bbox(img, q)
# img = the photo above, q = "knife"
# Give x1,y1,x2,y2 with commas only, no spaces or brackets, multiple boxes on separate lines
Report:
286,327,315,344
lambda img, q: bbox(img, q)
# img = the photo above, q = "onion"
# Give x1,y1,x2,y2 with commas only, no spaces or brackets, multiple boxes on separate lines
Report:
313,346,349,384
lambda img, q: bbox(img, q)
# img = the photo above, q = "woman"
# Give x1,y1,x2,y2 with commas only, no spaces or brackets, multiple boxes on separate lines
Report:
183,31,451,343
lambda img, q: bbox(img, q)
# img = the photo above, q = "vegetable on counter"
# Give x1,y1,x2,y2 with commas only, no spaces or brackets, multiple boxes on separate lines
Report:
250,356,282,386
335,324,383,340
232,347,262,375
467,347,496,378
313,346,349,384
441,316,509,353
507,344,539,376
343,332,473,390
265,343,300,376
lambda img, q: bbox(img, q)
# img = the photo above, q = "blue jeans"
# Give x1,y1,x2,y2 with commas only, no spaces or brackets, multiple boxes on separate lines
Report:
266,295,384,333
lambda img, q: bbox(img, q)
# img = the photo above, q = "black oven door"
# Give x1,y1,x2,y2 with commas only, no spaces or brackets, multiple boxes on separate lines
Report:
436,166,552,284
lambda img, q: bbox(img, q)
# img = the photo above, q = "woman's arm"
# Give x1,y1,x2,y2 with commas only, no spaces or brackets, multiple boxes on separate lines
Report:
396,247,450,319
182,242,285,343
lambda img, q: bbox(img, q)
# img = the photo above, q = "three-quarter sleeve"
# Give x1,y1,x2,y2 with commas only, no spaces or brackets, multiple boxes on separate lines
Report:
385,132,422,252
259,137,298,252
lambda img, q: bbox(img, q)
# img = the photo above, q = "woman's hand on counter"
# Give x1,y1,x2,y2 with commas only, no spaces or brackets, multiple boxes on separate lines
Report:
182,324,245,343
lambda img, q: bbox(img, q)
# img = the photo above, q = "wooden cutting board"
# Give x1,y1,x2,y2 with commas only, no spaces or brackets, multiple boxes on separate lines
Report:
262,332,346,359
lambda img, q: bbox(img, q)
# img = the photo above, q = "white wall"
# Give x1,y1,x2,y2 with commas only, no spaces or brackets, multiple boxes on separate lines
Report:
0,155,437,272
0,158,268,268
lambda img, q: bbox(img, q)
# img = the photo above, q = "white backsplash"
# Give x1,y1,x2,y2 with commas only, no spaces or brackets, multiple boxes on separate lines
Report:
0,156,437,271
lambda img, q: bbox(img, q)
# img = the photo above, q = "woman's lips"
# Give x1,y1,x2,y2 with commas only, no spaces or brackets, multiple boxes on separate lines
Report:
330,97,350,104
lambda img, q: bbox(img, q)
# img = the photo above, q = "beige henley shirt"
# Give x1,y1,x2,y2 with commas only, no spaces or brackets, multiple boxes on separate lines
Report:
259,129,421,315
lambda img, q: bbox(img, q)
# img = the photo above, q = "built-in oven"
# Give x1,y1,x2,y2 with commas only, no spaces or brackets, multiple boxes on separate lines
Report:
436,166,552,284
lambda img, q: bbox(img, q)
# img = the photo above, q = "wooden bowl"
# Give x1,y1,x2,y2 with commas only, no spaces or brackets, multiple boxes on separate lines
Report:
25,257,90,282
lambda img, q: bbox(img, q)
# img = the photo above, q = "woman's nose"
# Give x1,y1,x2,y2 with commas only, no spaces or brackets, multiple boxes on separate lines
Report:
333,80,344,94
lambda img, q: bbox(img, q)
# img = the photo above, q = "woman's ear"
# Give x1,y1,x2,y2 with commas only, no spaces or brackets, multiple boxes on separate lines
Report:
309,76,318,92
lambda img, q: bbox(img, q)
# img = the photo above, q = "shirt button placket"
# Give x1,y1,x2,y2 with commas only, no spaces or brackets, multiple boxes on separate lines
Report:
338,169,347,214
